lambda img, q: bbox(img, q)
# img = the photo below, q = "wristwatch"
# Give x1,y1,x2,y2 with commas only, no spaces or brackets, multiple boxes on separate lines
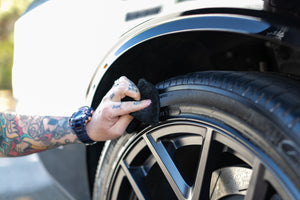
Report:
69,106,96,145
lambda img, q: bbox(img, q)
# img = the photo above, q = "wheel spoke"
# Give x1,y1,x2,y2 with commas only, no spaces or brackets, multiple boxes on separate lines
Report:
143,134,190,199
120,160,150,200
245,159,268,200
192,128,214,200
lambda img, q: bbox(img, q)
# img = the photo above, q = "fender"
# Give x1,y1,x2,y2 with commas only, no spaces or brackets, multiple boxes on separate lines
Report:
86,7,300,108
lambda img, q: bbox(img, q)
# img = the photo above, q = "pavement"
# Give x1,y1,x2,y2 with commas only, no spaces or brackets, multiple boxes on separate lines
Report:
0,144,90,200
0,154,72,200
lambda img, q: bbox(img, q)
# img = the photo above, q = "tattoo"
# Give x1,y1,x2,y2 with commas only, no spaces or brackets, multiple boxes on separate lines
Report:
112,104,122,109
48,118,58,125
0,113,78,157
128,81,138,93
112,104,121,110
110,93,115,100
133,101,141,105
113,80,119,87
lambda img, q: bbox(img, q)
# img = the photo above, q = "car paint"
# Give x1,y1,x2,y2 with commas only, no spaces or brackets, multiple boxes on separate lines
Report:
12,0,263,115
85,7,300,108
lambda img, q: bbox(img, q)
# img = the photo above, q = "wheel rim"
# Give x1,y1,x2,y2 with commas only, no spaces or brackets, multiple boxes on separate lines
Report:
106,117,298,200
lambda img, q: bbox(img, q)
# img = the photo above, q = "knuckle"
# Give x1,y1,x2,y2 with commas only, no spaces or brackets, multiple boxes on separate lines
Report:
118,84,128,92
119,76,128,83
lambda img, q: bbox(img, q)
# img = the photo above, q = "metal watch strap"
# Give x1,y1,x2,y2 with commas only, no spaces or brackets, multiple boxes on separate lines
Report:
69,106,96,145
73,125,95,145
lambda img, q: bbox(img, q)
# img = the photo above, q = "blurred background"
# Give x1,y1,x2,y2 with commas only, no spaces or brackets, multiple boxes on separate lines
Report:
0,0,33,112
0,2,90,200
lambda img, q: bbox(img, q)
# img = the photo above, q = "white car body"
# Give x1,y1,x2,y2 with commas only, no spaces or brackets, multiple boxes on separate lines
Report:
11,1,300,199
12,0,262,116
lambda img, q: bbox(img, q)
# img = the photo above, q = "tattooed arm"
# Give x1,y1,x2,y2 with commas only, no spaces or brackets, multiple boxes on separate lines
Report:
0,76,151,157
0,113,79,157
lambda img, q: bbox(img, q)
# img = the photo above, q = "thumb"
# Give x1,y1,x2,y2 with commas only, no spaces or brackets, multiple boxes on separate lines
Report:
110,115,134,137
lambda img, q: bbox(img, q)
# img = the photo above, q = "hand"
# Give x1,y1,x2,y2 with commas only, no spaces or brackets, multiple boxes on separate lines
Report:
86,76,151,141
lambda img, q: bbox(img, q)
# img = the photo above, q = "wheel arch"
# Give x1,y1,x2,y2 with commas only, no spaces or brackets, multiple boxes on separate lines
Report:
87,8,300,109
85,8,300,194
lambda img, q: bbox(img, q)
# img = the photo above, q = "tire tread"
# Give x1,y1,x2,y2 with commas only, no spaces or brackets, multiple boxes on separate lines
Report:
156,71,300,136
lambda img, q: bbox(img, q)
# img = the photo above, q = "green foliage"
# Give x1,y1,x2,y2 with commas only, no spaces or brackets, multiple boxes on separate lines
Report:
0,0,33,89
0,39,13,89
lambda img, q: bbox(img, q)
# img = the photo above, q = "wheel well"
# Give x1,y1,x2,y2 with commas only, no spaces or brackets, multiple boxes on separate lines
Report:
87,30,300,193
91,30,300,108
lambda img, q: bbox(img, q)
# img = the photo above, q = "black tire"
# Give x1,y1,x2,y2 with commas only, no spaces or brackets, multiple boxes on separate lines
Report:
93,71,300,200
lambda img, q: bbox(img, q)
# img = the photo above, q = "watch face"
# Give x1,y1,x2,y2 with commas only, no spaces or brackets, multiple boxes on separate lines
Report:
70,106,95,144
74,111,83,120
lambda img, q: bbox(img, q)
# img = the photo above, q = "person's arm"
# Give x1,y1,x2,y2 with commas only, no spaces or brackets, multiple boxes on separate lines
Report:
0,113,79,157
0,76,151,157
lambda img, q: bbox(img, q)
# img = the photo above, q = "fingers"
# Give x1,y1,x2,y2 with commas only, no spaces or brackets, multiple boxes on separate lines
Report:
109,99,151,117
107,76,140,102
90,76,152,141
89,99,151,141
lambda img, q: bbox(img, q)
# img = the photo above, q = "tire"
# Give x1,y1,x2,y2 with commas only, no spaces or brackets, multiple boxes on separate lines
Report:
93,71,300,200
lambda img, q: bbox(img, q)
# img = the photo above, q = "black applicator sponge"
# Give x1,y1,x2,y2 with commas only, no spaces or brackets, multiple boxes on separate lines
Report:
126,78,160,133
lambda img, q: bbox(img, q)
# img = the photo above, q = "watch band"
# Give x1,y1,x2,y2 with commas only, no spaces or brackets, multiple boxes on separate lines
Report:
69,106,96,145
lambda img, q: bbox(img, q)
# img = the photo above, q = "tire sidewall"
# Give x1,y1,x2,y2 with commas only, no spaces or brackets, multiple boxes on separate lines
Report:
93,72,300,199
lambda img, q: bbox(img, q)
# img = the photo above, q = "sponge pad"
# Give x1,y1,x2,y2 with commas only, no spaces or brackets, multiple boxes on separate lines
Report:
125,78,160,133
